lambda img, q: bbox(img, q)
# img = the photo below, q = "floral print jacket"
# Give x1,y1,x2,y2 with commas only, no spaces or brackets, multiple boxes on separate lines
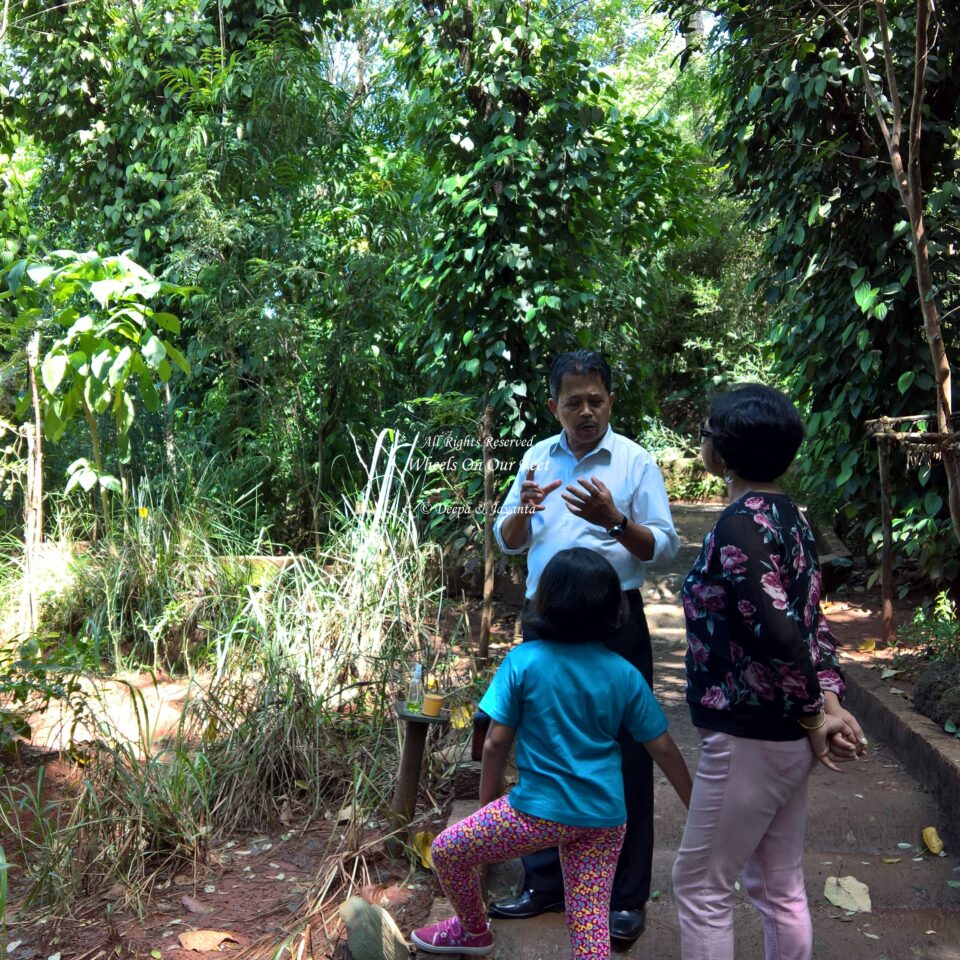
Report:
681,493,845,741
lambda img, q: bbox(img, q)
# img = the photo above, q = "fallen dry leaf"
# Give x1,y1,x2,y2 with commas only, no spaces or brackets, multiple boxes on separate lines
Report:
824,876,872,913
178,930,240,951
880,668,901,679
182,894,214,915
857,638,876,652
413,831,435,870
882,858,902,864
450,705,473,729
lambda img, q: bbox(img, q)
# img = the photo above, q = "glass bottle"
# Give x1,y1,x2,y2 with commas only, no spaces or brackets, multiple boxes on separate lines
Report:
405,663,423,712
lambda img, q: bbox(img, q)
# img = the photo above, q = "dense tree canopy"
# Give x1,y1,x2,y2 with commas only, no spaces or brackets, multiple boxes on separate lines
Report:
658,0,960,583
4,0,957,588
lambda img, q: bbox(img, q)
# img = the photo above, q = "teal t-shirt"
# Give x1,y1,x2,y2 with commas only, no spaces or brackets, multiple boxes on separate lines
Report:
478,640,668,827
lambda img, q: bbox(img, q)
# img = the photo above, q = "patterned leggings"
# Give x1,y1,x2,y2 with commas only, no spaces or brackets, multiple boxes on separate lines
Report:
431,796,626,959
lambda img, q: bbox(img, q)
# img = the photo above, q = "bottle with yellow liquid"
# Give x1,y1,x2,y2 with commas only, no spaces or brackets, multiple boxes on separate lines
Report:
405,663,423,712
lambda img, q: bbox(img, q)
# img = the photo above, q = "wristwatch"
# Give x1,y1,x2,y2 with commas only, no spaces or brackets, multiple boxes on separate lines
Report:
607,514,629,538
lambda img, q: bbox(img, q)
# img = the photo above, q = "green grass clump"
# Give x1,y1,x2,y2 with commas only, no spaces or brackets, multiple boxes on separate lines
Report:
1,431,478,921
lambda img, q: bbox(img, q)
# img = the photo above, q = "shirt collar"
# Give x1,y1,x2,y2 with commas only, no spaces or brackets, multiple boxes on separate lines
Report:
550,425,615,462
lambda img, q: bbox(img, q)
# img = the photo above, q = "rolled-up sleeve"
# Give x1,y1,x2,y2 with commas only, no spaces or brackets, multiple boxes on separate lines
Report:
632,457,680,564
494,449,533,555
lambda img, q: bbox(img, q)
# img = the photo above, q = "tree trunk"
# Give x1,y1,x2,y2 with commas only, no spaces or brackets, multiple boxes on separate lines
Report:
477,403,495,664
82,397,110,538
820,0,960,545
21,333,44,639
163,383,178,477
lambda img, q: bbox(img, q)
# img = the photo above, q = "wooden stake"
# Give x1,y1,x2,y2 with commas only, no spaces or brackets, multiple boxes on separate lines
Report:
877,436,896,645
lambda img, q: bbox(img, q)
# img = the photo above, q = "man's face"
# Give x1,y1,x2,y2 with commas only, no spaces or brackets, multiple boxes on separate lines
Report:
548,372,614,457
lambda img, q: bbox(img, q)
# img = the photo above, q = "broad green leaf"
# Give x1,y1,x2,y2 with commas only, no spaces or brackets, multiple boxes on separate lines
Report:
109,346,133,386
853,282,877,313
897,371,916,394
26,264,54,285
91,348,114,382
90,278,125,306
41,353,68,393
78,468,98,492
152,311,181,334
141,334,166,369
161,341,190,375
139,373,160,412
99,474,122,493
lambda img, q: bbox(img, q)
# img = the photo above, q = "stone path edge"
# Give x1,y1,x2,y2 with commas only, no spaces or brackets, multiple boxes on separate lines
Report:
842,659,960,845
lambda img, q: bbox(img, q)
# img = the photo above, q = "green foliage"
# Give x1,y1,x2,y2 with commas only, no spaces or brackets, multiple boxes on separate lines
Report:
899,591,960,663
0,636,84,755
29,467,261,671
0,431,474,916
391,0,706,434
3,251,190,515
657,0,960,583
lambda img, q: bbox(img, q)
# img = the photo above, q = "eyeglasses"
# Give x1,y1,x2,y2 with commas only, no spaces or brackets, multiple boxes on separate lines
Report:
699,423,714,442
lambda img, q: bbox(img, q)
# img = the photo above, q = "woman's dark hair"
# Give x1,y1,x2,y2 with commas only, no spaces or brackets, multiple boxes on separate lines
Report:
707,383,805,482
549,350,612,399
523,547,627,643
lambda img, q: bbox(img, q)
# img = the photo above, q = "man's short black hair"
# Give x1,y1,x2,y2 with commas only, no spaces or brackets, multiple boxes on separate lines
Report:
523,547,627,644
549,351,612,399
707,383,806,482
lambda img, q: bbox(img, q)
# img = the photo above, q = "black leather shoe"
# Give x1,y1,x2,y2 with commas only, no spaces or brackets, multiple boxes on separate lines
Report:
609,907,646,945
488,888,565,919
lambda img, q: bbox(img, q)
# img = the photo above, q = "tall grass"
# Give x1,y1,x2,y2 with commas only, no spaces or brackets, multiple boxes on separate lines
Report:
36,467,263,673
1,431,476,921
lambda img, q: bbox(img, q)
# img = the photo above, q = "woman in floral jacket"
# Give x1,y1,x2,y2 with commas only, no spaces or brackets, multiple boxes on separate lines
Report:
672,384,867,960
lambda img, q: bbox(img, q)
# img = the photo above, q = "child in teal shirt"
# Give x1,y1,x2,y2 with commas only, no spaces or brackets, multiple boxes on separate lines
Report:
412,548,692,958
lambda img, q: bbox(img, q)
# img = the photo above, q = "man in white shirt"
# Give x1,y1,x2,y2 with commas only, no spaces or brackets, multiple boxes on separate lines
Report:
489,350,680,946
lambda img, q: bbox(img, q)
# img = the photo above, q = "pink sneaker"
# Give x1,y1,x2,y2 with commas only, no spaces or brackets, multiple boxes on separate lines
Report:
411,915,494,955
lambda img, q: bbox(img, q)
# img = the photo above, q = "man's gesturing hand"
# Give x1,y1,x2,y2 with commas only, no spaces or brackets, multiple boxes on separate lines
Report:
518,465,562,515
561,476,621,528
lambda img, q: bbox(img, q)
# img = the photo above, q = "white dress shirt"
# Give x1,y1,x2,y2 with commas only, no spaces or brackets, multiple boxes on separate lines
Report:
494,426,680,598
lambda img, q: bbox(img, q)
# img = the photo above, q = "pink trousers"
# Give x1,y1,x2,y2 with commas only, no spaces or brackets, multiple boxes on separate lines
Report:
672,730,817,960
431,796,625,959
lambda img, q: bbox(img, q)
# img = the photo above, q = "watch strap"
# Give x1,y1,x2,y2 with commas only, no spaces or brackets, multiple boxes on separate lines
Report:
607,514,628,537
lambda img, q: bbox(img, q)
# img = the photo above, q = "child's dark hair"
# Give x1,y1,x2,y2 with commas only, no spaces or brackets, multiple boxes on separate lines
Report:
523,547,627,643
707,384,805,482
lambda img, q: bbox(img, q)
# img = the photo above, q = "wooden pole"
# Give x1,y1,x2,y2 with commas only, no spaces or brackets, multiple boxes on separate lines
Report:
391,720,430,827
877,436,896,645
478,403,494,664
20,332,43,639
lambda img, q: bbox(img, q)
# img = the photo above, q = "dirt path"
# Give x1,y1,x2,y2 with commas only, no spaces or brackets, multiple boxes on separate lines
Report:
485,504,960,960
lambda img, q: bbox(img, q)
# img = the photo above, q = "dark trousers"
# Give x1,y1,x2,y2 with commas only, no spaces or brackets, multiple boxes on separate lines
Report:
519,589,654,910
